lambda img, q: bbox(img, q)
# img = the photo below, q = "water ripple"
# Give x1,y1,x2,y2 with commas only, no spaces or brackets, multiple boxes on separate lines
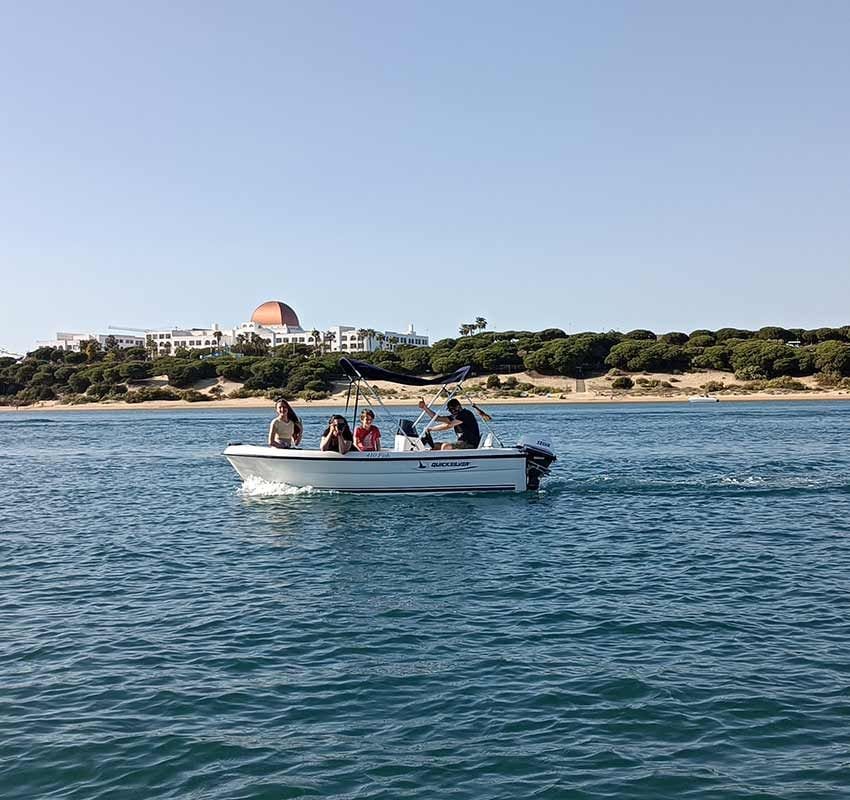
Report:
2,403,850,799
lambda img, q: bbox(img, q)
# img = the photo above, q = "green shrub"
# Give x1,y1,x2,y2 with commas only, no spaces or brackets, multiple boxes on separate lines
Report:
486,374,502,389
180,389,211,402
702,380,725,392
241,377,268,390
167,361,216,388
227,387,267,399
765,377,807,391
119,361,153,381
814,341,850,376
815,371,842,387
735,365,768,381
86,382,110,398
300,390,330,401
124,387,181,403
611,376,634,390
216,358,261,382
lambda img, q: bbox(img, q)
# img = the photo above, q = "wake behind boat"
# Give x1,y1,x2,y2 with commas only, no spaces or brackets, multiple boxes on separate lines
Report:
224,358,556,494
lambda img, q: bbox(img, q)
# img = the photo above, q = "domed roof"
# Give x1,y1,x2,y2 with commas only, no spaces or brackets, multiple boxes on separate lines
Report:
251,300,300,328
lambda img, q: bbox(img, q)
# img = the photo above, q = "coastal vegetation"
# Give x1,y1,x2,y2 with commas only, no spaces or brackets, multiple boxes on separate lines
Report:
3,325,850,406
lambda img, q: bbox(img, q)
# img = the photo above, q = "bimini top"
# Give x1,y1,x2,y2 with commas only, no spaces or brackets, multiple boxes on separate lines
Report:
340,358,472,386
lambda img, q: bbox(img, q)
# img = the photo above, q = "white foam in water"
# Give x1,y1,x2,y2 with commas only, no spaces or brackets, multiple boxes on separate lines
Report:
237,476,333,497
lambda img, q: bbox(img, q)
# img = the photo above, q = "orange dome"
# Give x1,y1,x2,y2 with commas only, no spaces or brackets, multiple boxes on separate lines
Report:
251,301,300,328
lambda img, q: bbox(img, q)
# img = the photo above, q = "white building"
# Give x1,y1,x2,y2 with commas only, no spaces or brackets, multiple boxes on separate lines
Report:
38,332,145,352
146,325,230,355
229,301,428,353
104,300,430,355
382,325,429,349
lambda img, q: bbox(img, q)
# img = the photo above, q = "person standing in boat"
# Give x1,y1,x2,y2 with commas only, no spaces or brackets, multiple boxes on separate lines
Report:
354,409,381,451
268,398,303,449
418,397,480,450
320,415,353,454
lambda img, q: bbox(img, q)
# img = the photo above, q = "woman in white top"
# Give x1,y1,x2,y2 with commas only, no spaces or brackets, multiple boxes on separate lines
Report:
268,398,303,448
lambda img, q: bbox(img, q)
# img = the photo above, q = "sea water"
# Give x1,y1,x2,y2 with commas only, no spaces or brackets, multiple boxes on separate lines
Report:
2,402,849,799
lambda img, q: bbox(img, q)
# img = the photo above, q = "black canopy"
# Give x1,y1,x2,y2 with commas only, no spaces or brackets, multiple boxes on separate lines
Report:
340,358,472,386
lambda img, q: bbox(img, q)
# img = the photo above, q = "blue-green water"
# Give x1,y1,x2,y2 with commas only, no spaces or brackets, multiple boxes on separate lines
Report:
2,402,850,799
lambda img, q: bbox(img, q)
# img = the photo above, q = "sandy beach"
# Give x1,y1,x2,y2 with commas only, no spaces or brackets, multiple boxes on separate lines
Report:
3,372,849,414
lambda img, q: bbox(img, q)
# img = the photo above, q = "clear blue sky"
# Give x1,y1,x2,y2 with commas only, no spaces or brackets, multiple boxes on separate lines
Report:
2,1,849,354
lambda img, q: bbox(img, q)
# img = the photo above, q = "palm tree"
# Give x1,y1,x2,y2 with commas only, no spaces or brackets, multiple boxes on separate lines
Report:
388,335,399,352
376,332,386,350
356,329,369,352
475,317,487,332
323,330,336,354
459,324,473,337
83,339,101,361
213,330,223,352
311,329,322,355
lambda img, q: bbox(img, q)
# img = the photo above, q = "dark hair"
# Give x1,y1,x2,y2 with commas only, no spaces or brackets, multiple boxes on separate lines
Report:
323,415,353,440
447,398,461,410
275,398,302,434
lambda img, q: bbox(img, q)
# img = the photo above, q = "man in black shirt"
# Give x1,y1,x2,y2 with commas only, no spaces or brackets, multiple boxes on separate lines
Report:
418,397,481,450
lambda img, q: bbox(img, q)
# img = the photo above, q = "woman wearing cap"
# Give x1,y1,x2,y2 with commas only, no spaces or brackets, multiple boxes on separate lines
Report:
268,398,303,448
320,414,353,454
354,409,381,451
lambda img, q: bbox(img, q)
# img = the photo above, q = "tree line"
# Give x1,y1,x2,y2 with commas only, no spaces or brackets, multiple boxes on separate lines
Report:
2,325,850,406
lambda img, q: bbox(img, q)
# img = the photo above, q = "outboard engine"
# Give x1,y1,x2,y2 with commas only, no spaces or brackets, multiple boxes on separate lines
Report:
517,436,557,490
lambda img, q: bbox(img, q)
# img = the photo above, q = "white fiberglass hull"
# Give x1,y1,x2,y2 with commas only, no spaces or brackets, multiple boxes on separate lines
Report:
223,445,530,493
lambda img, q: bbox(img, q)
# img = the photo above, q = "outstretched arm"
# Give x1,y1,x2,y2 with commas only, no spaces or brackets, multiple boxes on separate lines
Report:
418,399,450,423
427,419,461,432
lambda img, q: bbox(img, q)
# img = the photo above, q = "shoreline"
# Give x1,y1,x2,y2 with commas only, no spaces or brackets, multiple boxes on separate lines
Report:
2,391,850,413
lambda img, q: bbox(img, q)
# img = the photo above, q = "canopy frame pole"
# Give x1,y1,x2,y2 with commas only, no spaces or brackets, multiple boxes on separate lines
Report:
356,375,422,451
412,385,447,429
460,387,505,447
415,382,468,446
351,381,360,432
342,362,411,448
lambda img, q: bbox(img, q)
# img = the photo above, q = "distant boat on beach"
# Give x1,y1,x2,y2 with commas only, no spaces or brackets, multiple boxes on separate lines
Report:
688,395,720,403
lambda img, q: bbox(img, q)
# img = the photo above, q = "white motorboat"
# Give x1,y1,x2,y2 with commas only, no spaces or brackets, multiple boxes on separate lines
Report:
224,358,556,494
688,395,720,403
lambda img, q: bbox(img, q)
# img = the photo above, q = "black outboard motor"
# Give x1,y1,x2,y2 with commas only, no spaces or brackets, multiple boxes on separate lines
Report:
518,437,557,490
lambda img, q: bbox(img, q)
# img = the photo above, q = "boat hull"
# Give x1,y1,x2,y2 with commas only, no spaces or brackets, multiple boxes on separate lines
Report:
224,445,529,493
